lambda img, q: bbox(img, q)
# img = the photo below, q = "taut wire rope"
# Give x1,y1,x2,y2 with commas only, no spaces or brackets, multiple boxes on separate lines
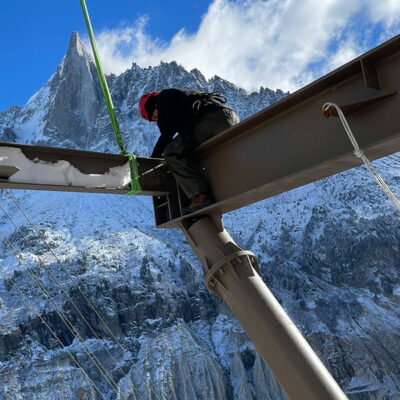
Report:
323,102,400,213
0,210,123,396
0,231,107,400
0,194,150,399
4,189,160,399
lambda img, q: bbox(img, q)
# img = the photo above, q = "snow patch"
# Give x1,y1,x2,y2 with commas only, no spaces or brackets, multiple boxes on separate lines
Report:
393,286,400,296
0,147,130,189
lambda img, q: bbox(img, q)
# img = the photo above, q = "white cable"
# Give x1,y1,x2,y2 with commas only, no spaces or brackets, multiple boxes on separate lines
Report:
0,210,121,395
0,232,107,400
323,102,400,212
0,195,147,400
4,189,158,400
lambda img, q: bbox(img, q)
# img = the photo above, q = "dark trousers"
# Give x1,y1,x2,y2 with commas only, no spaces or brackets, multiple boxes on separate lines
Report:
162,108,240,199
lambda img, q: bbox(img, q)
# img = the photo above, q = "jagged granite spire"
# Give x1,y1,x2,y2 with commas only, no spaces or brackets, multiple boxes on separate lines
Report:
0,32,104,148
43,31,103,148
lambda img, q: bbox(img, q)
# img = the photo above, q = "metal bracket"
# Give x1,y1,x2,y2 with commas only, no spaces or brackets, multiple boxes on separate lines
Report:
205,250,260,295
324,59,396,118
361,58,380,90
324,89,396,118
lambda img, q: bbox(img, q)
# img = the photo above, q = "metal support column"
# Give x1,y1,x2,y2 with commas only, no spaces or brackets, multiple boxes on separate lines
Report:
180,215,348,400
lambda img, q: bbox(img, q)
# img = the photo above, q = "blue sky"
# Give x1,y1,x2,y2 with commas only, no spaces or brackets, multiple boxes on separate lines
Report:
0,0,210,110
1,0,400,112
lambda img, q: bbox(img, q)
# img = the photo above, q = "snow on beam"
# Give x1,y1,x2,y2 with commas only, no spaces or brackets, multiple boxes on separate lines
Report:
0,142,169,196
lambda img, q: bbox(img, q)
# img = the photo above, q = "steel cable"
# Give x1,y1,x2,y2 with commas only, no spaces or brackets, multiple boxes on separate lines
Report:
5,189,161,399
0,214,124,399
0,195,146,399
323,102,400,213
0,232,107,400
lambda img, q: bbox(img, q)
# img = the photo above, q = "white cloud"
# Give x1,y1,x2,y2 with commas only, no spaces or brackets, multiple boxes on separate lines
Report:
84,0,400,93
367,0,400,27
326,37,361,72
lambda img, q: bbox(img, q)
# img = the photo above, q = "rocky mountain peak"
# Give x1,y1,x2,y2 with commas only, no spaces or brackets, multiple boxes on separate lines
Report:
1,31,286,152
66,31,93,65
42,32,103,148
56,32,92,77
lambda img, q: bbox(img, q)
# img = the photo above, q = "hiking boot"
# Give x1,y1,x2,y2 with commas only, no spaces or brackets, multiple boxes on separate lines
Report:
182,193,214,216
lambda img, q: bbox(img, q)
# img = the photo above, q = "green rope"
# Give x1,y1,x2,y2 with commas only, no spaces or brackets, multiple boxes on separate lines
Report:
79,0,141,195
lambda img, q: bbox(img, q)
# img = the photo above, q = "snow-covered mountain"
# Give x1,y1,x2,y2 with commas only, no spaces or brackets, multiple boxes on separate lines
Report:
1,32,400,400
0,32,286,155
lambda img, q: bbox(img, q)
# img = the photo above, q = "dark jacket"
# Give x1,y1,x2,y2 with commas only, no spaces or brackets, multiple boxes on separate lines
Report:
151,88,229,157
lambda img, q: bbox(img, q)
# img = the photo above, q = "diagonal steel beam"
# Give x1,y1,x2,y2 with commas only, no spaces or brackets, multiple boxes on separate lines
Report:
154,34,400,227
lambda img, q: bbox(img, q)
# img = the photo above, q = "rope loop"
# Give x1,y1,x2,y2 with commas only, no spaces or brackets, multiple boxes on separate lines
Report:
354,149,364,158
323,102,400,213
123,152,141,195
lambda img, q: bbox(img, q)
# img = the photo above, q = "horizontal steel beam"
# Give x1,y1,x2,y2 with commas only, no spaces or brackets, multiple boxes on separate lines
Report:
155,34,400,227
0,142,169,196
3,35,400,228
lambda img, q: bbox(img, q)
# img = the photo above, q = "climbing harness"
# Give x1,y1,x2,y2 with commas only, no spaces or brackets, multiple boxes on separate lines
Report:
79,0,141,195
323,102,400,212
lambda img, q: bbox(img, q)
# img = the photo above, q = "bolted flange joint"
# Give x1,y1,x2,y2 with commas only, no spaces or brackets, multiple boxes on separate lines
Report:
205,250,259,296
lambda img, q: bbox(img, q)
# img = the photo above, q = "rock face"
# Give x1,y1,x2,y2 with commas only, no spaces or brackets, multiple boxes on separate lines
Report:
0,32,400,400
119,323,228,400
44,32,103,148
0,33,103,150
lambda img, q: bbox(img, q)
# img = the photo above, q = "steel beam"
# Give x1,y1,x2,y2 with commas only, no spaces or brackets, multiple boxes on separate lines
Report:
181,215,349,400
155,34,400,227
0,142,169,196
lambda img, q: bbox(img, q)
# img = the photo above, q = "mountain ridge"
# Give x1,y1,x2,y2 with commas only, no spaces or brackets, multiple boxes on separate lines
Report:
0,31,287,155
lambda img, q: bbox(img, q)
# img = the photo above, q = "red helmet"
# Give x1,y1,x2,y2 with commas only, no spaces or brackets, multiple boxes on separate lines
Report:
139,92,159,121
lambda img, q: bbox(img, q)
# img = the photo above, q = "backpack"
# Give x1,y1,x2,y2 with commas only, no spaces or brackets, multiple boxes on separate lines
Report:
191,92,229,116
